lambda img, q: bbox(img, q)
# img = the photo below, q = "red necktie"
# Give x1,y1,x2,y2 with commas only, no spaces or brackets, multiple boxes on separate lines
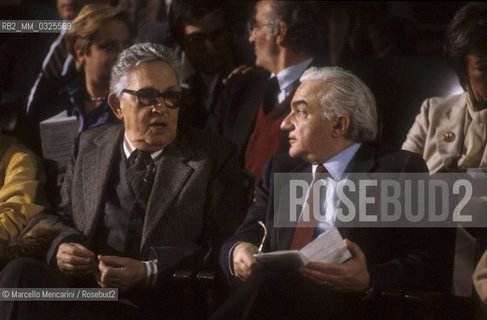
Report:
290,164,327,250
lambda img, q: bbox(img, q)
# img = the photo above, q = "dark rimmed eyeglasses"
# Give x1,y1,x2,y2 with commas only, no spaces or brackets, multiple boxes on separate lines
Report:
121,88,182,109
247,18,273,37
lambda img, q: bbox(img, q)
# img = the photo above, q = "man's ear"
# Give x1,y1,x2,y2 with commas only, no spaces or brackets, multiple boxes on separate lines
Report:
275,21,287,46
108,93,123,120
332,114,350,138
75,49,85,67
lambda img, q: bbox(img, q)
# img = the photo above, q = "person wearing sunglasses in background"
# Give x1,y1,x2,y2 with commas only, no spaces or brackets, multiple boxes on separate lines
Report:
0,43,244,320
166,0,254,130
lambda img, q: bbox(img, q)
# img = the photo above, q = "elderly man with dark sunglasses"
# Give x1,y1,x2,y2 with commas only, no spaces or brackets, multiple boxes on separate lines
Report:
0,43,244,320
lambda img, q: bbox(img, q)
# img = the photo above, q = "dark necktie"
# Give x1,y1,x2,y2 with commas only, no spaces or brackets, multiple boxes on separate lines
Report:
290,165,327,250
126,150,155,205
181,73,209,129
187,73,208,112
262,76,280,114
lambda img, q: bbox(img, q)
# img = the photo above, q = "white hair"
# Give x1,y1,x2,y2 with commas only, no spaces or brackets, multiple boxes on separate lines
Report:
110,42,181,95
300,66,378,142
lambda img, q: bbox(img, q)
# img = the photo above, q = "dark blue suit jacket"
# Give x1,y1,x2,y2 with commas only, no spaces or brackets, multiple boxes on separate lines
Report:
220,143,454,293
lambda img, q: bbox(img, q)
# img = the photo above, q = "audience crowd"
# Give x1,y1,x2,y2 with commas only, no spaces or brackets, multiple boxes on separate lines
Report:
0,1,486,319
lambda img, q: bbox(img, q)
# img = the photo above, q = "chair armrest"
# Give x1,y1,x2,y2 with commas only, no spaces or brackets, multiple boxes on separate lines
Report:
196,270,217,286
173,270,195,283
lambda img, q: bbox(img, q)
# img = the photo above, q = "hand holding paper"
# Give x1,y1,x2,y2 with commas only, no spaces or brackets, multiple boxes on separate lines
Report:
300,239,371,293
253,228,352,270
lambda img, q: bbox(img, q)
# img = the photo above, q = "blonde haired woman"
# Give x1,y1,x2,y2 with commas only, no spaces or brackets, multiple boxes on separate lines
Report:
27,4,131,152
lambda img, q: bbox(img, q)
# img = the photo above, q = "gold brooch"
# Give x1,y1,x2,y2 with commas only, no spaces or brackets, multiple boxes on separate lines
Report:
442,131,455,142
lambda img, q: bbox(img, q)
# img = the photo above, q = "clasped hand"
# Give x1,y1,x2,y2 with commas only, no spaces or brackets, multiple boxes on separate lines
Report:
232,242,263,281
56,243,146,292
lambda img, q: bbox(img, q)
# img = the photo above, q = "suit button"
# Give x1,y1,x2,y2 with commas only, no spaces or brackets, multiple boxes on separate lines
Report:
442,131,455,142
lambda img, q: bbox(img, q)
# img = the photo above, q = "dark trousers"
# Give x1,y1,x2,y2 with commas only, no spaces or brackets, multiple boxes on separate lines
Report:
0,257,69,320
0,258,192,320
211,270,383,320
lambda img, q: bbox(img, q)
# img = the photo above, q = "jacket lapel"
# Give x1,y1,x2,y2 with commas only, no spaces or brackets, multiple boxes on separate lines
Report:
435,95,466,168
344,143,377,173
277,160,313,251
82,125,123,240
278,145,379,248
232,75,268,156
481,140,487,168
141,132,194,249
339,144,377,240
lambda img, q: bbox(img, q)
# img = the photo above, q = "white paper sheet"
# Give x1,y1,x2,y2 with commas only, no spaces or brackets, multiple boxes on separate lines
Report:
39,110,78,185
300,227,352,264
253,227,351,270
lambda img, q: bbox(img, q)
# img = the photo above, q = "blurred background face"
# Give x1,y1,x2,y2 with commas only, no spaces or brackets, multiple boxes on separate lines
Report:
183,10,230,74
117,61,180,152
467,53,487,110
248,1,279,73
79,18,131,88
57,0,99,20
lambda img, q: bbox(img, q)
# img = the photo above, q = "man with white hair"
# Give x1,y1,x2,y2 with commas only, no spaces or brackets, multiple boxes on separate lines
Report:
0,43,244,320
214,67,449,319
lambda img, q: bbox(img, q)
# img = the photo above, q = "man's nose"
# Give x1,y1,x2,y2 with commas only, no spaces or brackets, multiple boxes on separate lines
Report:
280,114,292,131
151,99,168,113
204,39,219,53
248,32,256,44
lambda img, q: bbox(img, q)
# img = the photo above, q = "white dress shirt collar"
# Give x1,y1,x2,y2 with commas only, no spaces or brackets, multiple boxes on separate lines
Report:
123,134,163,160
271,58,313,104
312,143,362,180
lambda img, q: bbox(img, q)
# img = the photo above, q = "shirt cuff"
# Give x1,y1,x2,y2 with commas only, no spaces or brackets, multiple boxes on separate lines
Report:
228,242,243,276
143,259,158,288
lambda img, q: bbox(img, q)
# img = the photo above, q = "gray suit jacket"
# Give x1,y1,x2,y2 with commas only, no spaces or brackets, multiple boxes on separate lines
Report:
47,123,244,283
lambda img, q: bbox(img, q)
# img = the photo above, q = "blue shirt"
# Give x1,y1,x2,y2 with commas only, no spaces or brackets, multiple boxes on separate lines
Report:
312,143,362,234
228,143,361,274
272,58,313,105
61,75,116,132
